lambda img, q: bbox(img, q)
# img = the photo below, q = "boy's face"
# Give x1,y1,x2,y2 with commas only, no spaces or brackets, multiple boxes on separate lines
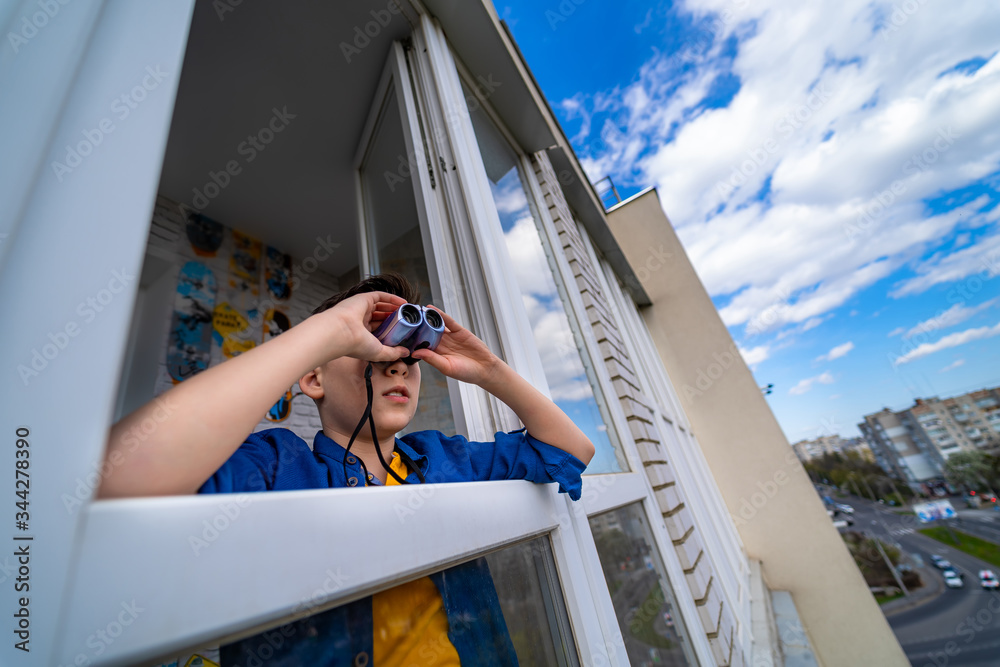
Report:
306,356,421,445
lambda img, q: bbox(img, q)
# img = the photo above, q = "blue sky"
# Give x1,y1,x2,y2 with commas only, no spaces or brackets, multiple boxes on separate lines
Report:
497,0,1000,442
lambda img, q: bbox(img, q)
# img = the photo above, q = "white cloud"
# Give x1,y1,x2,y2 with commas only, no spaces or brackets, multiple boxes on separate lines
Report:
503,216,594,403
739,345,770,367
902,299,998,338
940,359,966,373
816,341,854,362
789,371,835,395
891,228,1000,297
562,0,1000,330
895,321,1000,364
887,326,906,337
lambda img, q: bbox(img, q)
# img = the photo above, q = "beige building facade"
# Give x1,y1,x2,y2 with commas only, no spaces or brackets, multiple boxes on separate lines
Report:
606,188,908,665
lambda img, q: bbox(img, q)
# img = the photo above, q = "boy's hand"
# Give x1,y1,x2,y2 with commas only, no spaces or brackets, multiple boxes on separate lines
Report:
322,291,411,363
410,307,504,386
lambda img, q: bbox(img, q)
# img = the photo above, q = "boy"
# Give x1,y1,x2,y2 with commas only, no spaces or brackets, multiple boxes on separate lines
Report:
100,273,595,665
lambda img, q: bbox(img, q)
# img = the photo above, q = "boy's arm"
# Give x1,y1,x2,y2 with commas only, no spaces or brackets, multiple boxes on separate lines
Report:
98,292,411,498
412,309,596,466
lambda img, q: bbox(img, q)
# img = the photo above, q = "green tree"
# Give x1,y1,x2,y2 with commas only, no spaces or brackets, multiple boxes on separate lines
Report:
943,450,992,491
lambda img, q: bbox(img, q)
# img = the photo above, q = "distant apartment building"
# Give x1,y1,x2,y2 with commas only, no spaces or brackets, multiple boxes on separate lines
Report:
841,437,876,463
858,409,936,485
859,387,1000,487
791,435,846,463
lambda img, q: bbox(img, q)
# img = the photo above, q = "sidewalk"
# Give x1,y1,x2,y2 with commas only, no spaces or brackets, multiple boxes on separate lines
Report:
880,564,943,616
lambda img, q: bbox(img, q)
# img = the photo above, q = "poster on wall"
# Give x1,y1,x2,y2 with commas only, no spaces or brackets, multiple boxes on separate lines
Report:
213,229,262,359
265,245,293,301
166,261,217,384
184,212,224,257
263,308,294,422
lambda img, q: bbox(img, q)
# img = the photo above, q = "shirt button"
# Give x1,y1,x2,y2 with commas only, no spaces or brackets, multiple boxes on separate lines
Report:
346,455,357,464
353,651,369,667
347,477,358,486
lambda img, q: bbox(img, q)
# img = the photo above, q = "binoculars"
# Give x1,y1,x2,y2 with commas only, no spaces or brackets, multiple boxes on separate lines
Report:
372,304,444,355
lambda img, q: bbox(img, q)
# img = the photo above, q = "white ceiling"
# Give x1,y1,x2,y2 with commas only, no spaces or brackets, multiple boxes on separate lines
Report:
157,0,417,273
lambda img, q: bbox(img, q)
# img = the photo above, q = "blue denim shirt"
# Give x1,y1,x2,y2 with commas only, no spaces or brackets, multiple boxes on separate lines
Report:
199,427,586,665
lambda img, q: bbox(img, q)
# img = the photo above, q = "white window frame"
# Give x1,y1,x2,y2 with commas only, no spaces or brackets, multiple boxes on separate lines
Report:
591,237,751,655
0,2,196,664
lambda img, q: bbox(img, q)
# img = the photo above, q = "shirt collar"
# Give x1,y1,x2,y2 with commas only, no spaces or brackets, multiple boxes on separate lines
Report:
312,431,427,473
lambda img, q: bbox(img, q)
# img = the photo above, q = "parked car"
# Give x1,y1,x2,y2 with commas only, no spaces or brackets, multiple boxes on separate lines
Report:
979,570,999,590
836,504,855,515
944,571,964,589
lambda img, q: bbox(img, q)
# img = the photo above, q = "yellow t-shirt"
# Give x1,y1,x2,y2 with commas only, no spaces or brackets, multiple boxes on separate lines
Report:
369,453,461,666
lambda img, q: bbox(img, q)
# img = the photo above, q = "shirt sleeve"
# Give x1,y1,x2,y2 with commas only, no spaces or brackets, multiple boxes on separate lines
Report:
449,429,587,501
198,430,281,494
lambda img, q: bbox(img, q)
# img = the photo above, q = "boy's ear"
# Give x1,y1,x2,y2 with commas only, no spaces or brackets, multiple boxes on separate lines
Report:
298,368,324,400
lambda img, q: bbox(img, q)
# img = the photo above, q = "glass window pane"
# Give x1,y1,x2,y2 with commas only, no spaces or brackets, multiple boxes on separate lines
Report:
486,536,579,666
590,503,696,666
360,87,454,436
463,82,626,474
162,537,577,666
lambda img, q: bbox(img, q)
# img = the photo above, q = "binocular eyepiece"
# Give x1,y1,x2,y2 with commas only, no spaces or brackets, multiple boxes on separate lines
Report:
372,304,444,358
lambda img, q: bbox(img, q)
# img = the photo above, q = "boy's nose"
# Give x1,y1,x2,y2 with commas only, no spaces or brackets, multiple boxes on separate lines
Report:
382,359,409,376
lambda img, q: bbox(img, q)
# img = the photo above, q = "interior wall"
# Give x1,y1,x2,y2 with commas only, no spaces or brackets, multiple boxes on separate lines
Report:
119,193,342,442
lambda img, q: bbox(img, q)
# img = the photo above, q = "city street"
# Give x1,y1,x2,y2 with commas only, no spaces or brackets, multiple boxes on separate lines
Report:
836,495,1000,666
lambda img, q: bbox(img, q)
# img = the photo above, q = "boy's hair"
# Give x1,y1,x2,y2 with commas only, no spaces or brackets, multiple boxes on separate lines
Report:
311,272,420,315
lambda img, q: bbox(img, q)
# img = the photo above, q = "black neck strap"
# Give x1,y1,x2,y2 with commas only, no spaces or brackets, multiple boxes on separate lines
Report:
342,362,424,485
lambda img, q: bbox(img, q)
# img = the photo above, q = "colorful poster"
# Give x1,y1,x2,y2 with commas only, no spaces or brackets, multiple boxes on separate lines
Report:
166,262,217,383
264,308,294,422
185,212,224,257
265,245,292,301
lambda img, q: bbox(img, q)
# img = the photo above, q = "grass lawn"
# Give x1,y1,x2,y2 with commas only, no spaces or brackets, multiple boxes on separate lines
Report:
919,527,1000,568
875,591,906,605
628,586,674,650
